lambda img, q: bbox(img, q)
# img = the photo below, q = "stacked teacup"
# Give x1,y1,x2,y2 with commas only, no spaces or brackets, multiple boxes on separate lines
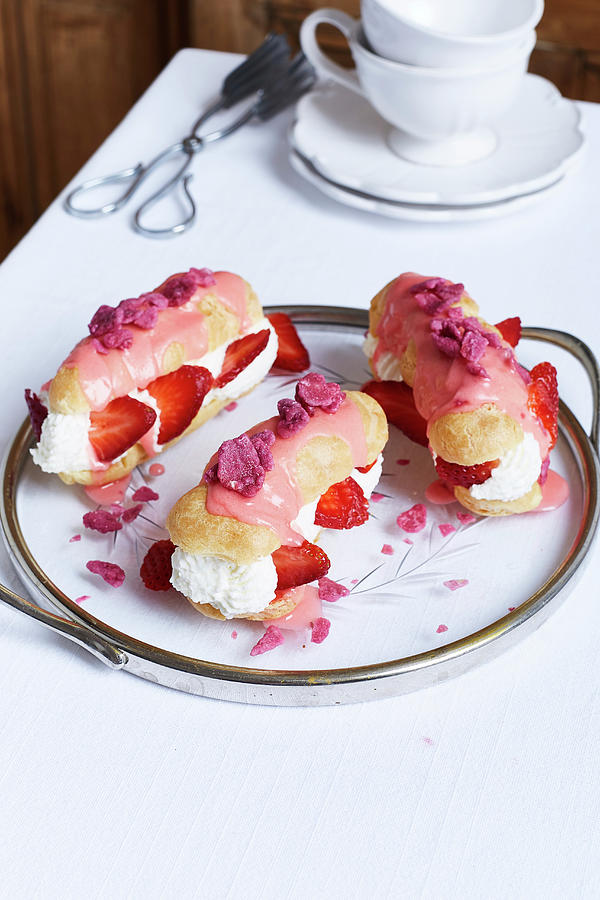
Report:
300,0,543,166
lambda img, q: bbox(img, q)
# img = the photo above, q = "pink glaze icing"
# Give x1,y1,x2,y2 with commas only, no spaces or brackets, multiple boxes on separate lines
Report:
535,469,569,511
84,475,131,505
205,398,368,547
61,271,249,411
268,585,322,632
373,273,551,460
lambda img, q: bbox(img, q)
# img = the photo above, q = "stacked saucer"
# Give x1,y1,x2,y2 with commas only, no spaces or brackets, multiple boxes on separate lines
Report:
289,74,584,222
294,3,584,221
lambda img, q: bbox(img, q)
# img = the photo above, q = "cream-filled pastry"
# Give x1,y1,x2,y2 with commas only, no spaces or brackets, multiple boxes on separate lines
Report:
164,373,388,620
25,268,277,486
363,273,559,516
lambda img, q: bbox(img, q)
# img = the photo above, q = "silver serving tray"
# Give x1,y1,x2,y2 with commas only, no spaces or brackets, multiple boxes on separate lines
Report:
1,306,599,706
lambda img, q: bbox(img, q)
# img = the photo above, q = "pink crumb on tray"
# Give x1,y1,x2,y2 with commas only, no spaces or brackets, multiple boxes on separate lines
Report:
225,401,238,412
132,486,159,502
86,560,125,587
436,624,448,634
311,617,331,644
83,509,123,534
381,544,394,555
397,503,427,533
438,523,456,537
318,577,350,603
250,625,284,656
69,534,81,543
121,503,143,523
457,511,477,525
443,579,469,591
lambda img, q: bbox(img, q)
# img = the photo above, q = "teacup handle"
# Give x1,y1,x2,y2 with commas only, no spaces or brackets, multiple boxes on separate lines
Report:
300,9,363,96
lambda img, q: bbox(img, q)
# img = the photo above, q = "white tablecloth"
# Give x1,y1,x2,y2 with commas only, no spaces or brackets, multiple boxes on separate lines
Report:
1,49,599,898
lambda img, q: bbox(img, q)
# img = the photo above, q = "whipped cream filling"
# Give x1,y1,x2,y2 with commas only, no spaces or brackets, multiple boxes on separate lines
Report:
174,454,385,618
31,318,277,475
469,432,541,502
170,548,278,619
363,332,403,381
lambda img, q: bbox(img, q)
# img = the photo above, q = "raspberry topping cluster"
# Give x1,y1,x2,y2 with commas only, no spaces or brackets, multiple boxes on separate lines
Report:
430,309,503,377
277,372,345,439
88,267,216,353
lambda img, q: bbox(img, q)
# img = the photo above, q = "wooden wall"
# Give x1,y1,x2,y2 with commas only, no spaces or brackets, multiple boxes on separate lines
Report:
1,0,599,261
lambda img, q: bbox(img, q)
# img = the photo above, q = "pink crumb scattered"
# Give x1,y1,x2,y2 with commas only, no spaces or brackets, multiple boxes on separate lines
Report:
403,538,414,545
351,578,359,585
83,509,123,533
438,523,456,537
132,486,159,502
74,595,90,605
148,463,165,477
250,625,284,656
86,560,125,587
396,458,410,466
443,579,469,591
69,534,81,543
423,737,434,746
397,503,427,533
121,503,143,524
318,576,350,603
225,401,238,412
370,492,385,503
311,617,331,644
381,544,394,555
508,606,516,612
457,511,477,525
436,624,448,634
231,630,238,640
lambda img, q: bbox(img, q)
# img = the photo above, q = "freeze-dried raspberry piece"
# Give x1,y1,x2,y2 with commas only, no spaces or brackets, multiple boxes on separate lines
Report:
132,486,159,502
381,544,394,555
121,503,143,523
86,560,125,587
207,433,270,497
130,305,159,330
460,329,488,364
457,512,476,525
438,524,456,537
88,304,122,337
295,372,345,415
435,456,498,487
189,267,217,287
396,503,427,533
276,398,309,438
98,328,133,351
250,625,284,657
250,430,275,472
83,510,123,533
140,539,174,591
436,624,449,634
311,617,331,644
411,278,464,315
318,576,350,603
158,267,215,308
24,389,48,440
443,579,468,591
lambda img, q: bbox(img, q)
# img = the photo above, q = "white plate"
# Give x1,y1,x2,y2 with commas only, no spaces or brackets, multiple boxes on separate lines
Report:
4,317,593,704
291,74,584,206
290,147,565,222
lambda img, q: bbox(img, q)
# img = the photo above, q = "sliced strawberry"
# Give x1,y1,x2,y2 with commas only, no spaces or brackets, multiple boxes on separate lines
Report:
89,396,156,462
435,456,499,487
356,459,376,474
528,361,559,449
215,330,270,388
146,365,212,444
495,316,522,347
266,313,310,372
315,476,369,529
140,539,175,591
361,380,428,447
272,540,330,591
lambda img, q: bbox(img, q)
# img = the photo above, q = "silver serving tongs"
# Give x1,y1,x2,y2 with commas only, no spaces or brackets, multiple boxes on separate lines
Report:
64,35,315,238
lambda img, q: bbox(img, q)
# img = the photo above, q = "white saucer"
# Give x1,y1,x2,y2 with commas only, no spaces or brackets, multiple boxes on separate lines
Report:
289,147,565,222
291,74,584,207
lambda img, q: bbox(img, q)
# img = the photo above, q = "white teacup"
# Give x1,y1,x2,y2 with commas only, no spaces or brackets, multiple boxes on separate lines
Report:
362,0,543,67
300,9,535,166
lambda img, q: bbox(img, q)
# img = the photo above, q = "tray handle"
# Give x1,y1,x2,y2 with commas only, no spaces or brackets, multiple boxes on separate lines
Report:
0,581,126,669
523,326,599,452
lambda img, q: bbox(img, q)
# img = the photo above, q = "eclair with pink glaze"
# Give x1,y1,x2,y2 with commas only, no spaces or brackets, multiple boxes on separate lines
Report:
363,273,559,516
25,268,278,486
166,373,388,620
